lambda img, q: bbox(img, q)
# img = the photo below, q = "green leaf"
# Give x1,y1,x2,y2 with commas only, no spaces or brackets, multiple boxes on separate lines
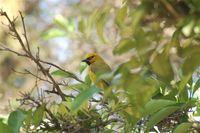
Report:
84,75,92,85
173,122,192,133
181,19,195,37
172,29,181,46
80,62,87,74
151,51,174,82
33,104,45,127
146,106,180,132
178,45,200,75
102,129,115,133
131,3,147,30
179,74,192,93
122,56,141,69
54,14,75,32
86,9,99,38
113,38,135,55
8,109,27,133
24,109,32,129
57,102,68,115
115,2,127,28
96,7,110,43
0,121,12,133
144,99,177,116
78,17,85,33
42,28,65,40
67,83,89,91
51,69,74,78
182,52,200,75
54,14,68,29
124,73,156,112
70,85,100,112
194,78,200,93
179,45,200,58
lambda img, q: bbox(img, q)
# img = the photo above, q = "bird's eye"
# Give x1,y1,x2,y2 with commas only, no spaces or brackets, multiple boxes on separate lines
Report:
87,56,94,60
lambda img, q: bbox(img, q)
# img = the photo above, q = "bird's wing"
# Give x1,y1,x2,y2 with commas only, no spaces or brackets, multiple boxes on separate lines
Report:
90,60,112,88
90,60,111,75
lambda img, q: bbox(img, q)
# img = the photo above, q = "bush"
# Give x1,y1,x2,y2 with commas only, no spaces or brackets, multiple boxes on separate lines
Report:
0,0,200,132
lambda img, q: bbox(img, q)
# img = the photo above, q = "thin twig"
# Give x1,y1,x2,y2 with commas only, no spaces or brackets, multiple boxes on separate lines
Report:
19,11,31,52
0,10,66,100
158,0,181,19
39,59,84,83
0,43,28,57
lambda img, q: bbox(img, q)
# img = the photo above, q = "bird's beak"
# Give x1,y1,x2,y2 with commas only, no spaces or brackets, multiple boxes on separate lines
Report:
82,59,90,65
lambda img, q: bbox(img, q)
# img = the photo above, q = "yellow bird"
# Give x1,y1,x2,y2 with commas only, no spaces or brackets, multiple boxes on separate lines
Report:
82,53,111,89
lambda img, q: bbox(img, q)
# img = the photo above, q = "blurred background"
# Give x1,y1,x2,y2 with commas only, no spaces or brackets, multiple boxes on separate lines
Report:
0,0,200,125
1,0,200,132
0,0,124,116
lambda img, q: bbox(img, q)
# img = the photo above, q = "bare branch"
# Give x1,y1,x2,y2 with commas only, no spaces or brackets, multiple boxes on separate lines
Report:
39,59,84,83
157,0,181,19
19,11,31,52
0,10,66,100
0,43,28,57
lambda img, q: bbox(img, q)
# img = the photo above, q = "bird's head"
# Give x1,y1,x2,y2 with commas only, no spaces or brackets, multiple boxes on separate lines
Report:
82,53,102,65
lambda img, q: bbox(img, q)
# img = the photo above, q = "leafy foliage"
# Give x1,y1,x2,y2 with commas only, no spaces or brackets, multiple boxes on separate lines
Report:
1,0,200,132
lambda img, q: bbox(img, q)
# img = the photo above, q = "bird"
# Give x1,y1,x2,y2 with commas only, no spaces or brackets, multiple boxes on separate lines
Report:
82,53,111,89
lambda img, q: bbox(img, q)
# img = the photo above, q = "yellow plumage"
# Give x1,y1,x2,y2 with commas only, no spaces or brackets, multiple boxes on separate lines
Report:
82,53,111,89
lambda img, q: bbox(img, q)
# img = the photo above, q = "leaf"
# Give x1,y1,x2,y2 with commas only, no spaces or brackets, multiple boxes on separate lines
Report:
54,14,68,29
33,104,45,127
113,38,135,55
57,102,68,115
151,51,174,82
178,75,192,102
194,78,200,94
70,85,100,112
8,109,27,133
144,99,177,116
178,45,200,75
24,109,32,129
115,2,127,28
179,45,200,58
146,106,180,132
179,74,192,93
0,121,12,133
42,28,65,40
80,62,87,74
86,9,99,38
182,52,200,75
173,122,192,133
102,129,115,133
124,73,156,113
171,29,181,47
84,75,92,85
131,3,147,30
67,83,89,91
96,7,110,43
78,17,85,33
51,69,74,78
54,14,75,32
122,56,141,69
181,19,195,37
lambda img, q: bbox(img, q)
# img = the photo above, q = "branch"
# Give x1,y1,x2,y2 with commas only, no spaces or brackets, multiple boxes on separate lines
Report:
39,59,84,83
0,43,28,57
19,11,31,52
158,0,181,19
0,10,28,52
0,10,66,100
19,92,61,128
